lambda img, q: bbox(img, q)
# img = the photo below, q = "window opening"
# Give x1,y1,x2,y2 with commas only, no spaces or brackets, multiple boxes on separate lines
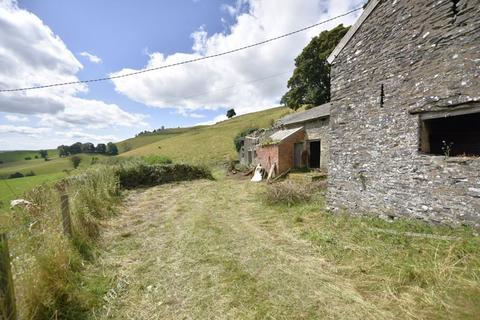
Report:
420,113,480,157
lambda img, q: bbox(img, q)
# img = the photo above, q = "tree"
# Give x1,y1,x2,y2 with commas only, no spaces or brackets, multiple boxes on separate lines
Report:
281,24,349,110
70,156,81,169
39,150,48,159
69,142,82,154
106,142,119,156
95,143,107,154
81,142,95,153
57,145,70,157
226,109,236,119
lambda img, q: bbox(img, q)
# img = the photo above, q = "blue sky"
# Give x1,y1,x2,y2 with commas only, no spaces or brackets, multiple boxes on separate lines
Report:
0,0,364,150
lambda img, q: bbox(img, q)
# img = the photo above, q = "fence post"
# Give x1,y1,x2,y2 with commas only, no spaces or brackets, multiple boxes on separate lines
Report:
0,233,17,320
60,194,72,237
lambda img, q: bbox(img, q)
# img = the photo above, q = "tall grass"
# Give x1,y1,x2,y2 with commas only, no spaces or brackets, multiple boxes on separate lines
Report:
2,165,119,319
1,160,213,319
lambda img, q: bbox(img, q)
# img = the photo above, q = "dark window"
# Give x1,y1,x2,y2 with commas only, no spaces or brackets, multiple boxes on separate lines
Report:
420,113,480,157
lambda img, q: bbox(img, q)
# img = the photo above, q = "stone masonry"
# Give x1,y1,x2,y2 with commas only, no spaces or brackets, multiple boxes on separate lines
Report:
328,0,480,226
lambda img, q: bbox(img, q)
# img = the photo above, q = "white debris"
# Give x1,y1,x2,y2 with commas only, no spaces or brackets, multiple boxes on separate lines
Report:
10,199,32,209
251,164,264,182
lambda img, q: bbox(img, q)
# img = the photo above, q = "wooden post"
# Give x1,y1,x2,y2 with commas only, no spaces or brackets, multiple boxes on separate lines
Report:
60,194,72,237
0,233,17,320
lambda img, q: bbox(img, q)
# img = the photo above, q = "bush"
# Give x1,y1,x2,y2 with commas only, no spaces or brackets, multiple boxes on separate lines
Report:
25,157,32,160
25,171,35,177
233,127,258,152
70,155,81,169
264,180,325,206
117,163,213,189
9,171,24,179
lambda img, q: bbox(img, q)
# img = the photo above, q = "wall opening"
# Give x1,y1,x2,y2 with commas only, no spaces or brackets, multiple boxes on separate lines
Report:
420,112,480,156
309,141,321,168
380,84,385,108
452,0,459,17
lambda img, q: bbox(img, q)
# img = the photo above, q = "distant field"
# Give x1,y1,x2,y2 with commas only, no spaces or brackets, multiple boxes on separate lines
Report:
0,149,58,163
0,154,107,178
122,107,290,165
0,172,66,208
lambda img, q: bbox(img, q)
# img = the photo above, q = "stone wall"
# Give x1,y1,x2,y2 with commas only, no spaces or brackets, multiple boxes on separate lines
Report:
328,0,480,226
284,118,330,171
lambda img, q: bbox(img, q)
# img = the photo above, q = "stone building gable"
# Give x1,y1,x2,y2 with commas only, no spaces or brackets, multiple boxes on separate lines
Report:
327,0,480,226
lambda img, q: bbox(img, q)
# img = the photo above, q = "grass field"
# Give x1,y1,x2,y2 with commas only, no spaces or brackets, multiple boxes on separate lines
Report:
122,107,290,164
93,178,480,319
0,149,58,163
0,172,66,208
0,154,110,208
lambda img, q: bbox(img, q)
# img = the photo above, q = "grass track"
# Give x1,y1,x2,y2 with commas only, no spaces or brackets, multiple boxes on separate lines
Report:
92,178,480,319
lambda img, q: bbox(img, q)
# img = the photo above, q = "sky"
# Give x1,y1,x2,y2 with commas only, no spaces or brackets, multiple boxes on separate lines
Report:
0,0,364,150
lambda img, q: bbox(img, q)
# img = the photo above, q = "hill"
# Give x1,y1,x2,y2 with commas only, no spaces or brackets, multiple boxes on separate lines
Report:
122,107,290,164
0,149,58,163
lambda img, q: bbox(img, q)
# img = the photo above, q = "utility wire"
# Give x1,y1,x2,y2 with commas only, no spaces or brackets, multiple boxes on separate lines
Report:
0,7,362,93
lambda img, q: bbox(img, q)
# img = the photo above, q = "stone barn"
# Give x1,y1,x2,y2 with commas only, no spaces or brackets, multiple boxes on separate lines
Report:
327,0,480,226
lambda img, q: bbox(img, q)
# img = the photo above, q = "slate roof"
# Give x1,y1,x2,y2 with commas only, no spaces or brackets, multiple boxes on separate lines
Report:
269,127,303,143
276,103,331,126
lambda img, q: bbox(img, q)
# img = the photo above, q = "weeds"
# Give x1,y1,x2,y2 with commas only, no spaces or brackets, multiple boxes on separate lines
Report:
264,180,326,206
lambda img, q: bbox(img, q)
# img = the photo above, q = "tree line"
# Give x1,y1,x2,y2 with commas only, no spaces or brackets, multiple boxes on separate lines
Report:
57,142,119,157
136,126,166,137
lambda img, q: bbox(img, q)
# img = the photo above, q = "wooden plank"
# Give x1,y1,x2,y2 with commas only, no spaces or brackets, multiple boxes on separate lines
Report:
0,233,17,320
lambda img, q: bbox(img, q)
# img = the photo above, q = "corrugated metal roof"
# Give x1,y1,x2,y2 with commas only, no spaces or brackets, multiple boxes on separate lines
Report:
277,103,331,126
269,127,303,143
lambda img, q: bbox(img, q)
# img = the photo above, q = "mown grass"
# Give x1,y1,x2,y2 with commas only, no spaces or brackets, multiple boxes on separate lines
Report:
91,178,480,319
122,107,290,165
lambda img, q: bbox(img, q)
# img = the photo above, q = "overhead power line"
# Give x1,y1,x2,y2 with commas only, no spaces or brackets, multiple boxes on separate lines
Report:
0,7,362,93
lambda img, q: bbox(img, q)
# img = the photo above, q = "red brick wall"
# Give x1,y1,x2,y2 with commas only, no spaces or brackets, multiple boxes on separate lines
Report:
256,130,305,175
256,144,278,174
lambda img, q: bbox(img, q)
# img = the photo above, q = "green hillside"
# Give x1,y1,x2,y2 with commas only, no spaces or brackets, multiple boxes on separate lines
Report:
0,154,107,178
122,107,290,164
117,128,192,153
0,149,58,163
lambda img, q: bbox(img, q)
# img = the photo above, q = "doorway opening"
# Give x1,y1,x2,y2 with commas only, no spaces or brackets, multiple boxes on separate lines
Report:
309,140,321,168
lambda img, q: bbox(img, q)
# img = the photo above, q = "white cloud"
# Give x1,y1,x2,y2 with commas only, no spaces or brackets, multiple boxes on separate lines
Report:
0,124,50,137
79,51,102,64
111,0,364,116
5,114,28,122
57,130,117,142
0,0,147,149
